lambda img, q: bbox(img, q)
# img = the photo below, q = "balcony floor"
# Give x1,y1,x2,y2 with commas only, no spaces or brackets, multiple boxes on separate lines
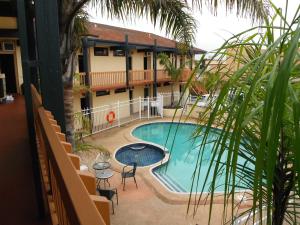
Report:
0,96,50,225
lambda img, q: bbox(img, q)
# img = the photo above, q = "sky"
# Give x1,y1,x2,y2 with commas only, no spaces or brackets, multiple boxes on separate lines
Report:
87,1,299,53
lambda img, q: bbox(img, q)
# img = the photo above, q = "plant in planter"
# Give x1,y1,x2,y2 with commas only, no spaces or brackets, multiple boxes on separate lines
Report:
158,53,187,108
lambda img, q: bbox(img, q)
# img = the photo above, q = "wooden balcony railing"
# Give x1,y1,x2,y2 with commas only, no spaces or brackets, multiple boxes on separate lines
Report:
31,85,110,225
129,69,153,85
156,69,171,82
78,68,192,91
90,71,126,90
180,68,192,82
73,72,87,91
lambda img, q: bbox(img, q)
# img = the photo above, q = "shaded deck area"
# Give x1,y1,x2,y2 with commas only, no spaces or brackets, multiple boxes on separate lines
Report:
0,96,50,225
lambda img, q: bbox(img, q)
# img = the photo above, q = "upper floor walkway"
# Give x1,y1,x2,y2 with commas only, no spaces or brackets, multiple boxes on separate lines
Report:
75,68,192,91
0,96,51,225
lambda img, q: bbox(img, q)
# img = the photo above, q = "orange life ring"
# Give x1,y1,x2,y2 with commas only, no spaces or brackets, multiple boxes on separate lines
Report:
106,111,115,124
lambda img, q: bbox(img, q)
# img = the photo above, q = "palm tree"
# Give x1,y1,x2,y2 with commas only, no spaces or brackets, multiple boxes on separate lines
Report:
158,52,186,107
186,2,300,224
58,0,267,144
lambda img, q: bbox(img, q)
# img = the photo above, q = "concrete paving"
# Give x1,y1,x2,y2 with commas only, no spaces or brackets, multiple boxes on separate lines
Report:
78,118,247,225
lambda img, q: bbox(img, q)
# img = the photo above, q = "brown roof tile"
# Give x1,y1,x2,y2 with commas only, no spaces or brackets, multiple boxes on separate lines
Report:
87,22,205,53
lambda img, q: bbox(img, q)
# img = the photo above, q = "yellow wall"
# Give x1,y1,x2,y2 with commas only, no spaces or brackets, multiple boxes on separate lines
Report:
92,89,128,107
89,46,126,72
73,93,82,113
157,83,179,94
131,50,144,70
132,86,144,113
89,46,197,73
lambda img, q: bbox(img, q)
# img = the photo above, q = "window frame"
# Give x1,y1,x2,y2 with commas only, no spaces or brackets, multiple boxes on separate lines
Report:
94,47,109,56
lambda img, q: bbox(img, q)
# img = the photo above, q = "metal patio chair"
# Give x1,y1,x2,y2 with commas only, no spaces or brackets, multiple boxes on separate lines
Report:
97,187,118,214
121,162,138,191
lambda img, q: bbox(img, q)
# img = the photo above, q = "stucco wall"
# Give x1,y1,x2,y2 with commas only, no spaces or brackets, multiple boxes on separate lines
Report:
92,89,130,120
89,46,126,72
157,83,180,94
73,93,82,113
132,86,144,113
131,50,144,70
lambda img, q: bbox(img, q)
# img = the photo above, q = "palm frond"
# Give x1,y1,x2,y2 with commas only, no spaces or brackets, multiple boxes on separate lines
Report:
186,2,300,224
193,0,269,22
91,0,196,44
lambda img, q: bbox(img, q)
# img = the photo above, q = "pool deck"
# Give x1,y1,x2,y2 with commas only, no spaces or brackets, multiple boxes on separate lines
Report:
80,117,251,224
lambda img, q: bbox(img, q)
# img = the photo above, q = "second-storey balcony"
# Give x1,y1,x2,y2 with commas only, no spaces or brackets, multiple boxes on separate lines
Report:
76,69,192,91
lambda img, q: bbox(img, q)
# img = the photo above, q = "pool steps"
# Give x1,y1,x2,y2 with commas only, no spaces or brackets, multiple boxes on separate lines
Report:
153,171,186,193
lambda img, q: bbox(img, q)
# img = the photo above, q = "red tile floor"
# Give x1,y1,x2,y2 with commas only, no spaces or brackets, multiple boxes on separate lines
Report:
0,96,50,225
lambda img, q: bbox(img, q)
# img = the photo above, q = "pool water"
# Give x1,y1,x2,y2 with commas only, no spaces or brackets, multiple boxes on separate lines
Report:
132,122,248,193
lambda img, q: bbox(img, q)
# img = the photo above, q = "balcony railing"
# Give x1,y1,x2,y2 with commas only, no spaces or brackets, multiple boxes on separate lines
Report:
31,85,110,225
157,69,170,82
90,71,126,90
77,69,192,91
181,68,192,82
129,69,153,85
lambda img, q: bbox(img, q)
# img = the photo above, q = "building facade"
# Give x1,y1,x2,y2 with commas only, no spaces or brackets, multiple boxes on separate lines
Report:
73,23,206,113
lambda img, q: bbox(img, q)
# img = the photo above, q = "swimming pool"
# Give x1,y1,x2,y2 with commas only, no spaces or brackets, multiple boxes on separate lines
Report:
132,122,248,193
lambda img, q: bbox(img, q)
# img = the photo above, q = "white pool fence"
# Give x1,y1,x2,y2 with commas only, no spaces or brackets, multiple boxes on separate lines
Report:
74,92,192,135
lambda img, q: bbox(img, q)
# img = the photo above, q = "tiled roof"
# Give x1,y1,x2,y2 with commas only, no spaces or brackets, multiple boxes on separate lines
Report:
87,22,206,53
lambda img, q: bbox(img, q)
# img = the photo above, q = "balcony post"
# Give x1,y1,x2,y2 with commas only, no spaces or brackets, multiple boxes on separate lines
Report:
152,39,157,98
34,0,65,131
82,37,92,109
125,35,129,87
16,0,45,218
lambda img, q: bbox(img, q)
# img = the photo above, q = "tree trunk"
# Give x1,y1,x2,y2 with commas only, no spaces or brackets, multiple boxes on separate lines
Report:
63,85,75,146
59,18,77,147
272,132,295,225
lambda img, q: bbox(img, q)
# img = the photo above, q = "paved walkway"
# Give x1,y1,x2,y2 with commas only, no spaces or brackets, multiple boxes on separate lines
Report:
104,173,227,225
0,96,50,225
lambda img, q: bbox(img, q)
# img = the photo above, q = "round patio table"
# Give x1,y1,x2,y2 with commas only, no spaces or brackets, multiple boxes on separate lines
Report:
93,161,111,170
95,169,114,188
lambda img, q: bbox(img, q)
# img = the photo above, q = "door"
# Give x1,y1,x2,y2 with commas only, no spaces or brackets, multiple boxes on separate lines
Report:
80,97,88,110
144,86,149,98
143,56,148,70
78,55,84,72
144,56,151,80
128,56,132,70
0,54,17,94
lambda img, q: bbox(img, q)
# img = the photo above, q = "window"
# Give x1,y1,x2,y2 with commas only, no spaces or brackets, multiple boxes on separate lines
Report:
115,88,126,94
2,42,15,51
96,90,110,96
80,97,88,110
94,47,109,56
113,49,125,56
